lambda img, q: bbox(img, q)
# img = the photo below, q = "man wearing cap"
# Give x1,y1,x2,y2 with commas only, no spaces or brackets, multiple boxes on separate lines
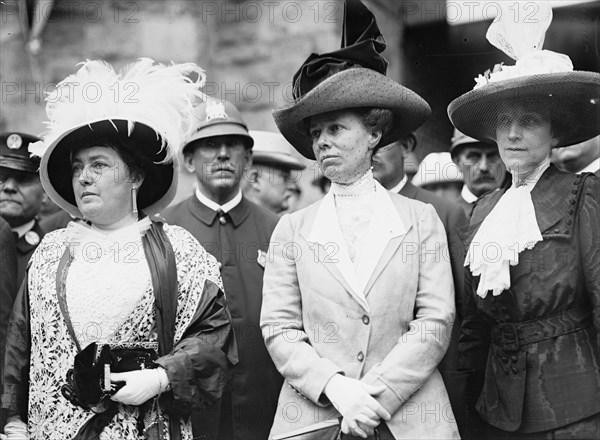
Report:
241,130,306,215
163,100,282,440
450,129,506,215
0,132,45,287
372,133,469,435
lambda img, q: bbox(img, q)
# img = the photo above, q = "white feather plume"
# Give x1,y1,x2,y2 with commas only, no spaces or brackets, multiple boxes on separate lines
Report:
40,58,207,162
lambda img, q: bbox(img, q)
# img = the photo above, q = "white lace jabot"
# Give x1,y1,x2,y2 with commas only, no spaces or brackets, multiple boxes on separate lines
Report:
331,170,376,265
65,218,152,347
466,159,550,297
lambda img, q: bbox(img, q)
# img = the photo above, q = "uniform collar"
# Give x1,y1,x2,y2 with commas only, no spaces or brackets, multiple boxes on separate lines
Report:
12,219,35,238
189,193,251,227
195,187,242,213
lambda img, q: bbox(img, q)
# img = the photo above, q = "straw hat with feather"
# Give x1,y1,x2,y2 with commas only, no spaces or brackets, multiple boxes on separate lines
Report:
448,2,600,149
273,0,430,160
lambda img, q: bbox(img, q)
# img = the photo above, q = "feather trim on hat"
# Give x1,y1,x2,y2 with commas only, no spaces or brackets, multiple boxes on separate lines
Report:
38,58,207,162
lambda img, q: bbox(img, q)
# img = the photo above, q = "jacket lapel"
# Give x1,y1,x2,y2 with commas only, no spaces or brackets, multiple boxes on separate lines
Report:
358,183,408,295
302,193,368,311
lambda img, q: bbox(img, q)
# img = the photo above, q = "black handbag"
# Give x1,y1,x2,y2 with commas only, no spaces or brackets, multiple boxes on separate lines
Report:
61,342,158,410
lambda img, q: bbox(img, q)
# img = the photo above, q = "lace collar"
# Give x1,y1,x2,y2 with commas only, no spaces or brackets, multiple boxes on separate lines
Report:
65,217,152,246
331,169,376,198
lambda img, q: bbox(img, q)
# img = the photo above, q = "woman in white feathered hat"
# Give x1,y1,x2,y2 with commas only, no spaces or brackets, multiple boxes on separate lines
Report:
449,3,600,439
1,59,236,440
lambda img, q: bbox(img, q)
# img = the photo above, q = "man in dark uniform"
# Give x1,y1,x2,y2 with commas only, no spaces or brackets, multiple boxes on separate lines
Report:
372,133,469,435
0,132,45,287
0,215,18,380
163,100,282,440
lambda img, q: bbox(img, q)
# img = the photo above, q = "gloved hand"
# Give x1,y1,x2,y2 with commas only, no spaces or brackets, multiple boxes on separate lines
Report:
324,374,391,438
2,417,28,439
110,367,170,406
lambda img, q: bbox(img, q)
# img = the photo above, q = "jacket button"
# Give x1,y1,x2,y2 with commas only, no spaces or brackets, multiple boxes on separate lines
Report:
569,199,576,205
511,367,519,374
501,357,509,364
357,351,364,362
553,228,560,233
219,216,227,225
362,315,370,325
511,355,518,363
571,189,578,194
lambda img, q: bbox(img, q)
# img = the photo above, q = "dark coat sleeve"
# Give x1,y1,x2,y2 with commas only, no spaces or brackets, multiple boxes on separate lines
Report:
1,272,31,425
155,279,236,419
577,175,600,352
1,218,19,369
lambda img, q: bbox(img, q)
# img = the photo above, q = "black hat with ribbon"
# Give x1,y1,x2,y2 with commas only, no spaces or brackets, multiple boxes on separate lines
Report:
273,0,430,160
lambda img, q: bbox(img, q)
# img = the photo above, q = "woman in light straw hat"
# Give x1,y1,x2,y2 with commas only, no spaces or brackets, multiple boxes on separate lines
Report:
449,3,600,439
261,1,459,439
1,59,236,440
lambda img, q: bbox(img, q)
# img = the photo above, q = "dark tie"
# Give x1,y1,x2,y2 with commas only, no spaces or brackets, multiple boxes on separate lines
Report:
216,209,228,225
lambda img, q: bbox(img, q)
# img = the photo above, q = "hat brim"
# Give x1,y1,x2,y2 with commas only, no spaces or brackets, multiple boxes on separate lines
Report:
448,71,600,148
183,123,254,153
0,158,39,174
273,68,431,160
40,119,177,218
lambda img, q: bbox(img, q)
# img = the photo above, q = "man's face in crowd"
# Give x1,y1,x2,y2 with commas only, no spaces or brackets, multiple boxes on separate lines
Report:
454,144,506,197
0,167,44,227
185,135,251,203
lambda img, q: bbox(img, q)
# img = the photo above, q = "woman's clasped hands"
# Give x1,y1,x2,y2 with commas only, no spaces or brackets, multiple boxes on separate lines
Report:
324,374,391,438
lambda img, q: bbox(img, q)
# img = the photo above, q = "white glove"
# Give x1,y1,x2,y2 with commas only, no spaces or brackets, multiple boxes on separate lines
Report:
324,374,391,438
2,418,28,439
110,367,170,406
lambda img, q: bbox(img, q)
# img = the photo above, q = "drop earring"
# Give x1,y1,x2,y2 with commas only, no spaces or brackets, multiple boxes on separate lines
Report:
131,186,138,215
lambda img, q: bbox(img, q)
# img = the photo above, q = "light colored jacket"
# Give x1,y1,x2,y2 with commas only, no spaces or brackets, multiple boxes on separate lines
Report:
261,184,460,439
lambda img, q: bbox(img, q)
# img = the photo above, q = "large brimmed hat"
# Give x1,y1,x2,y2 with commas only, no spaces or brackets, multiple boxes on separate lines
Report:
33,58,206,218
249,130,306,170
448,3,600,148
273,0,430,160
0,132,42,173
182,100,253,154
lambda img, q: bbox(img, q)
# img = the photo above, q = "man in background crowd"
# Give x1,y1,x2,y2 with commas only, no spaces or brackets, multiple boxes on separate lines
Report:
162,100,282,440
0,132,45,286
242,130,305,215
450,129,506,215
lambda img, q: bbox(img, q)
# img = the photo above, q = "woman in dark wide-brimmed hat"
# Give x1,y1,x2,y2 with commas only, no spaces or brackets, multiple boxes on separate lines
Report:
1,59,236,440
450,3,600,439
260,1,459,439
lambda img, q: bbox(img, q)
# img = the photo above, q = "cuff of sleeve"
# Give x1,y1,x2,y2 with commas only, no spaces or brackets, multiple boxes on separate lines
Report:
303,358,344,406
157,367,171,393
361,370,405,414
155,351,192,403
